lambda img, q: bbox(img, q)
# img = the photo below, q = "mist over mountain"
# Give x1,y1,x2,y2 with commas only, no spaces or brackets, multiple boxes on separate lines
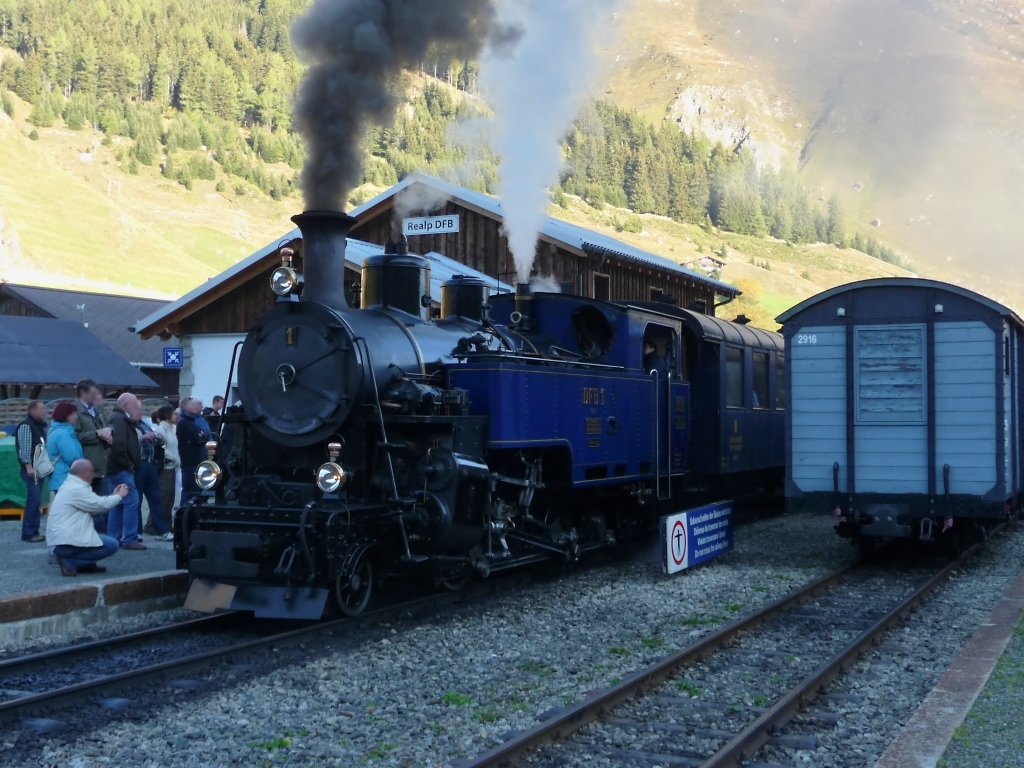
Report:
610,0,1024,304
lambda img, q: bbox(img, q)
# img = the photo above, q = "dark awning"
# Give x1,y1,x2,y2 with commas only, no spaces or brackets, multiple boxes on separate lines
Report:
0,316,157,388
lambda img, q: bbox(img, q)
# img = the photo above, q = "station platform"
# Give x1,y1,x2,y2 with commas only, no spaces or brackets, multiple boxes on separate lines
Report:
0,518,178,599
0,519,185,633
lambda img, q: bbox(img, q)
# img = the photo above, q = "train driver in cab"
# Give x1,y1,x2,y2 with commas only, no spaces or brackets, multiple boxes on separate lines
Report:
643,340,669,377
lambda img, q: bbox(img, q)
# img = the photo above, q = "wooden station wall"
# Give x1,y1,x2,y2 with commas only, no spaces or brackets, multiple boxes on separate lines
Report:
166,196,723,338
350,200,720,315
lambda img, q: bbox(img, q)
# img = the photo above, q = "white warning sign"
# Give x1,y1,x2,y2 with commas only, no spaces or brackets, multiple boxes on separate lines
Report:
661,500,733,575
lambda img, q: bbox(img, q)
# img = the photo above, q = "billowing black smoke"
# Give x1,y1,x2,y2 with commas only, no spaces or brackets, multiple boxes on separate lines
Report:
291,0,501,211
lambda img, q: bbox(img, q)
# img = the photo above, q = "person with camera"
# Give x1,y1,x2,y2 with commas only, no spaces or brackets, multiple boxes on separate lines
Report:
46,459,130,577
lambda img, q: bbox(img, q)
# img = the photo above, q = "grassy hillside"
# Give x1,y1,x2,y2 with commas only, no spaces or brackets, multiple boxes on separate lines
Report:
0,93,293,297
0,81,910,326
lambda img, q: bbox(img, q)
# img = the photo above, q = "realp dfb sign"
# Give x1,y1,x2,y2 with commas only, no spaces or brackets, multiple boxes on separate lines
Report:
402,215,460,236
660,500,733,575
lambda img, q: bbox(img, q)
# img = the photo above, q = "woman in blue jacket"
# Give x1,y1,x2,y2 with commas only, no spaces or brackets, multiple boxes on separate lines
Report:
47,401,85,502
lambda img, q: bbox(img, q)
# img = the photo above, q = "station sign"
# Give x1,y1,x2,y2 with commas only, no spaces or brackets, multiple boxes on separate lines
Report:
402,214,460,236
661,500,733,575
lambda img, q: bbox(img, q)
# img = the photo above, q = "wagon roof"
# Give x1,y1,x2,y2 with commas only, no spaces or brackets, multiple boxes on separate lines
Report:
776,278,1024,327
627,301,784,353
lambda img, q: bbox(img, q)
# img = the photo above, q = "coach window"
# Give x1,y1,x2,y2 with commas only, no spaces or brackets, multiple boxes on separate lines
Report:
775,353,786,409
725,347,744,408
752,351,769,409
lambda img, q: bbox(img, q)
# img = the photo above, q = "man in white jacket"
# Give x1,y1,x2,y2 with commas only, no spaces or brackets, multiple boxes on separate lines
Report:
46,459,129,577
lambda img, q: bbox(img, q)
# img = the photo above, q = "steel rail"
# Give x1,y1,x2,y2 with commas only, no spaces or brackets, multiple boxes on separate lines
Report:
0,612,243,679
449,561,860,768
0,574,530,724
453,528,1003,768
698,533,997,767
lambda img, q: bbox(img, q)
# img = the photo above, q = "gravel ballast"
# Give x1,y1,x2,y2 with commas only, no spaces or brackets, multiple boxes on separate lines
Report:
1,510,856,767
7,515,1021,768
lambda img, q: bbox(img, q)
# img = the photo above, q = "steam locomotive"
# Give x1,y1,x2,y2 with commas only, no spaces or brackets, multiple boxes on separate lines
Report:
178,211,784,619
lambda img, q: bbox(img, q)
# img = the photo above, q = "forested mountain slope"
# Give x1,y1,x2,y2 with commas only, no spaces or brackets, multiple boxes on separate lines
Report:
0,0,1008,315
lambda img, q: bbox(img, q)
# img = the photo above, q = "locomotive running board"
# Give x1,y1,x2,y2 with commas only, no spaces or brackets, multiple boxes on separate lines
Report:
185,578,329,620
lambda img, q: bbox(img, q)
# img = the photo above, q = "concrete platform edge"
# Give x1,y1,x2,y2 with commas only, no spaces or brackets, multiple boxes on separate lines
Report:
0,570,187,625
871,566,1024,768
0,593,187,647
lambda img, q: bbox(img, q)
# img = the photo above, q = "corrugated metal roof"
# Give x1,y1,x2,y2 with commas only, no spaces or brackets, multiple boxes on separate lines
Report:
352,173,738,296
343,240,514,298
133,236,511,336
1,283,176,366
0,316,158,387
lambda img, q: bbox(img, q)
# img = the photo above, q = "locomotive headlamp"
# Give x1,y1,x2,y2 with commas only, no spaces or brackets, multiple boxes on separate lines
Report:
271,246,303,297
271,265,302,297
328,442,342,462
196,460,222,491
205,440,218,459
316,462,347,493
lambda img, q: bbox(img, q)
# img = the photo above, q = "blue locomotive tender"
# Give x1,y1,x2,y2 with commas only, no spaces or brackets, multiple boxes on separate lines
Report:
178,211,784,618
779,278,1021,550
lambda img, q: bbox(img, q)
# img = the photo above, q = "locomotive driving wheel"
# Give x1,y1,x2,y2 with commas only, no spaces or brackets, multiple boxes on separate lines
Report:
439,571,470,592
335,549,373,617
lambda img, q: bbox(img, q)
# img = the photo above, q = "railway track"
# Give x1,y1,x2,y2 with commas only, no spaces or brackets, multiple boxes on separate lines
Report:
0,573,532,727
451,537,997,768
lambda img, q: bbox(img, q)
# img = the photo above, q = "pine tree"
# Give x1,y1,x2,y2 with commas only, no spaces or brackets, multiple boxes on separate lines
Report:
624,152,655,213
826,195,847,247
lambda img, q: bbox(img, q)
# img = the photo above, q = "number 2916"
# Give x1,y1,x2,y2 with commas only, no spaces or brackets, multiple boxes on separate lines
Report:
796,334,818,345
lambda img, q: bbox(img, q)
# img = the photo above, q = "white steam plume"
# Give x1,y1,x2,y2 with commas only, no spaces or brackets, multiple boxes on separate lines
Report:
529,275,562,293
393,185,452,226
479,0,621,283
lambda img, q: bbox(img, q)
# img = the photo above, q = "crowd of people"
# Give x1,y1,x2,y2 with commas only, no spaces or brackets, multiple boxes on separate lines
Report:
12,381,226,576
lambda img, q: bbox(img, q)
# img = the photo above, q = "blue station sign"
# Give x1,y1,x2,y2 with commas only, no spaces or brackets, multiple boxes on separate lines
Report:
660,500,733,575
163,347,184,368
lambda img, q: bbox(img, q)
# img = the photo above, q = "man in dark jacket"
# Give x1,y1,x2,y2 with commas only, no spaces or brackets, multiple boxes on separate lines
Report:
106,394,146,550
177,396,211,506
74,379,112,496
202,396,225,433
14,400,47,542
136,417,172,539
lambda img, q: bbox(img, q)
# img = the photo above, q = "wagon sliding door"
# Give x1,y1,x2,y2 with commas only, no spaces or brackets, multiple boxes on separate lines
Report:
853,325,929,495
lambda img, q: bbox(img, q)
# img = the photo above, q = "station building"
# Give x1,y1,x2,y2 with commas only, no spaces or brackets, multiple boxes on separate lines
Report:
132,173,739,401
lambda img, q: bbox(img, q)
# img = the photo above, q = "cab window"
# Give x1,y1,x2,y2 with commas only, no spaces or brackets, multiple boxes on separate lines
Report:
643,325,676,376
725,347,743,408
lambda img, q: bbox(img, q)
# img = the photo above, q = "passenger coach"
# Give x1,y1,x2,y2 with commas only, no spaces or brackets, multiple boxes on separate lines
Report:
779,278,1022,550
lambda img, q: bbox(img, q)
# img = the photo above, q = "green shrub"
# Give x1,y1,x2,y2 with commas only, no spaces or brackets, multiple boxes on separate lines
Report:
0,88,14,118
28,128,39,140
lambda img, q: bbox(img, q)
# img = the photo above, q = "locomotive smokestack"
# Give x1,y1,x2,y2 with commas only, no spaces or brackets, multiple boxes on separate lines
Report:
291,210,358,309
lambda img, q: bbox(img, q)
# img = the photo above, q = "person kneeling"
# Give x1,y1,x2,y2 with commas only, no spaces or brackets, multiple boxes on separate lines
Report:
46,459,129,577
